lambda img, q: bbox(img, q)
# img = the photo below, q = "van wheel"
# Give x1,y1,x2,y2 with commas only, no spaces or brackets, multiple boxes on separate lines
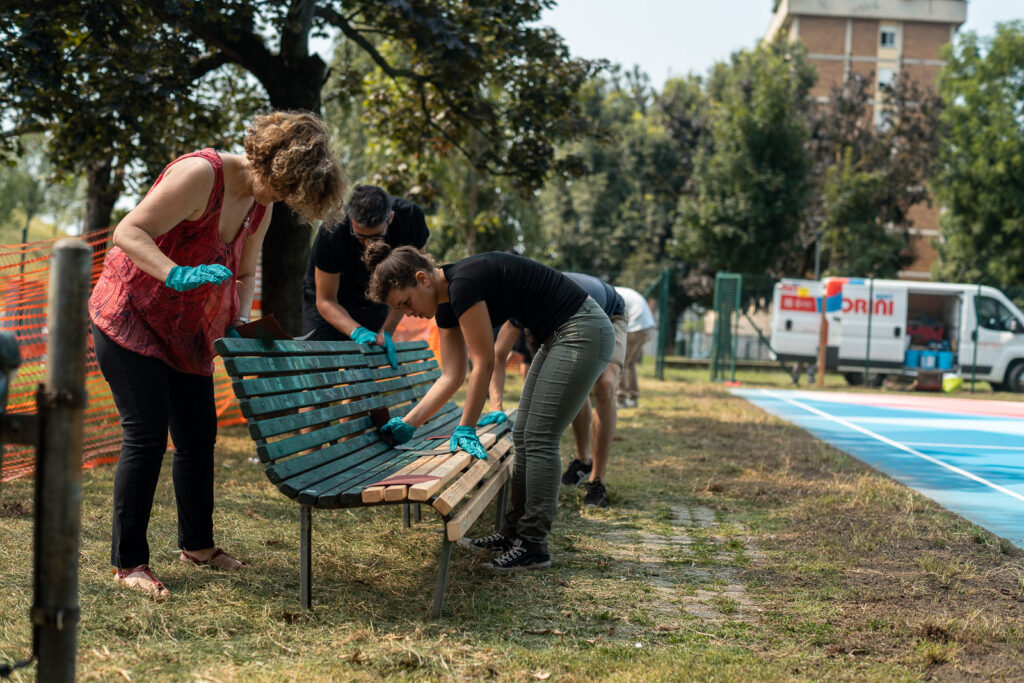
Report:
1006,361,1024,393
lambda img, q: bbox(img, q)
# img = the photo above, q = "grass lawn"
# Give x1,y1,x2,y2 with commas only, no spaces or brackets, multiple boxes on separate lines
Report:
2,362,1023,680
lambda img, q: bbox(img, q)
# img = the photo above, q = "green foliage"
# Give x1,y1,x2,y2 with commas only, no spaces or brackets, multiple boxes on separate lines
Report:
675,38,814,277
934,22,1024,291
808,72,943,278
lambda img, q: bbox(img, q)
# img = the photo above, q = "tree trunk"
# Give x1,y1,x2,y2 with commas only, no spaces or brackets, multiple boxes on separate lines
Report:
258,56,327,334
83,158,122,244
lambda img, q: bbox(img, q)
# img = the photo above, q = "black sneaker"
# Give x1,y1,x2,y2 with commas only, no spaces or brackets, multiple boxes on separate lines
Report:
583,480,609,508
458,531,517,553
485,539,551,570
561,458,592,486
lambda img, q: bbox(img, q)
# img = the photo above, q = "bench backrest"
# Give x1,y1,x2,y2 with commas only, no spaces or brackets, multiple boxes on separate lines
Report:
214,338,461,508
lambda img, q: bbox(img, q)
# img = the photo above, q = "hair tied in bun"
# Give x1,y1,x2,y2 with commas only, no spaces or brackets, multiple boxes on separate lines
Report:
362,241,392,271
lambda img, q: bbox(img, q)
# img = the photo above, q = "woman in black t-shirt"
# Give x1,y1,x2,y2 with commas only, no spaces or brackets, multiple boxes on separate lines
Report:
365,244,615,570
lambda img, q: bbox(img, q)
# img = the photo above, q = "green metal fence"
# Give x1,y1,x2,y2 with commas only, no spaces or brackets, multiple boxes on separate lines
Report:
710,272,742,382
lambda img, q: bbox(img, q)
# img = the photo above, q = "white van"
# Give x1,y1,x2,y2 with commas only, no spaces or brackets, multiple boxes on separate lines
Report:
770,278,1024,391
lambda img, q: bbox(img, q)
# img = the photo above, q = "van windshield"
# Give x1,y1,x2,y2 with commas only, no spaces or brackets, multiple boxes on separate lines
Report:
975,296,1022,333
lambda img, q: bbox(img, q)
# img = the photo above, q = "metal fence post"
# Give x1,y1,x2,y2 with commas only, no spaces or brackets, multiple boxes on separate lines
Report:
970,283,981,393
864,279,874,383
33,239,91,683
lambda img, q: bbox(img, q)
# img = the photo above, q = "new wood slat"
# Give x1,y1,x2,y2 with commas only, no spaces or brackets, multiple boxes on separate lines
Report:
377,453,450,502
432,438,513,515
445,455,514,541
321,449,430,507
361,454,437,503
406,433,498,502
224,352,364,376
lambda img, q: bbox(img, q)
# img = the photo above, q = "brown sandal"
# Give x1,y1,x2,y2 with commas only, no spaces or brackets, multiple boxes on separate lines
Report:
114,565,169,601
179,547,249,571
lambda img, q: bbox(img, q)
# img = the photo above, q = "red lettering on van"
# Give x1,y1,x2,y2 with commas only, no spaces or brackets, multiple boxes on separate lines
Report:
781,295,816,312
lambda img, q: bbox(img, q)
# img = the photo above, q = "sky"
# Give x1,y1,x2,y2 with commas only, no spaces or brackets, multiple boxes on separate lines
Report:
538,0,1024,89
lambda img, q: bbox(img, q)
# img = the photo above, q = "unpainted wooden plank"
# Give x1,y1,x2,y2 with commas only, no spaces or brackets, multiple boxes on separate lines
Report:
432,437,513,516
361,454,436,503
446,455,514,541
407,451,475,502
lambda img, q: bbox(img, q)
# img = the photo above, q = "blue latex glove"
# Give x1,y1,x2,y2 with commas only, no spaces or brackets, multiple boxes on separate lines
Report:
165,264,232,292
381,331,398,368
225,326,241,338
450,425,487,460
350,326,377,345
477,410,508,427
379,417,415,444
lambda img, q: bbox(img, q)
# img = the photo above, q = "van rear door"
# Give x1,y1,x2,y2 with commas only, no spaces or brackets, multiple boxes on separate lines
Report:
771,280,821,363
836,282,906,369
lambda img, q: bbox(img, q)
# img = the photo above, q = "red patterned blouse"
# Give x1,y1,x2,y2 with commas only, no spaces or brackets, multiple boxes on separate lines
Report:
89,149,267,376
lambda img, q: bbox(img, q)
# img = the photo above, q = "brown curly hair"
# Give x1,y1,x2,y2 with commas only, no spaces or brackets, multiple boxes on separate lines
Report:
363,243,437,304
244,111,346,224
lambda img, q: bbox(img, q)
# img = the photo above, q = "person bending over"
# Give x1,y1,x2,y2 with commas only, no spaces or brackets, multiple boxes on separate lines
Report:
89,111,346,599
365,245,614,569
486,273,626,508
300,184,428,365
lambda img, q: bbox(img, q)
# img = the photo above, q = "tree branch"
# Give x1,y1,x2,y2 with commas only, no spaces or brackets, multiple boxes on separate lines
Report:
315,5,425,83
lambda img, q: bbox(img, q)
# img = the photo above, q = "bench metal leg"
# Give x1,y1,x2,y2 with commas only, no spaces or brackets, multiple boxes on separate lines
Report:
414,503,422,523
431,535,454,618
402,503,410,529
300,504,312,609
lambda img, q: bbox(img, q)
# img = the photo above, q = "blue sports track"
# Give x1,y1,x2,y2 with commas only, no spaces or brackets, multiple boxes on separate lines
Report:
733,389,1024,550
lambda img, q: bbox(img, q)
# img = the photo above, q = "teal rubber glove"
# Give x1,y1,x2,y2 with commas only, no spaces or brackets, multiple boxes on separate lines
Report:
225,326,241,338
380,417,415,444
350,326,377,345
382,331,397,368
165,264,232,292
450,425,487,460
477,410,508,427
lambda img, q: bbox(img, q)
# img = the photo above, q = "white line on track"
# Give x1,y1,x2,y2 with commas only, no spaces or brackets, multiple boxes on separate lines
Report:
760,390,1024,505
903,442,1024,452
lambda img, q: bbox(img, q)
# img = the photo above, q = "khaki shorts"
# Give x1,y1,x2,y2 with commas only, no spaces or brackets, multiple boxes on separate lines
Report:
609,314,628,368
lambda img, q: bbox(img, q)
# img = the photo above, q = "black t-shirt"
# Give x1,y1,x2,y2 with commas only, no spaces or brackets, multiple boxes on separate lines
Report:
565,273,624,317
301,196,429,335
435,252,587,344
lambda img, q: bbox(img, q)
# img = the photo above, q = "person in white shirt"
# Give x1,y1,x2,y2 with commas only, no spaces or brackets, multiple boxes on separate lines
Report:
614,286,656,408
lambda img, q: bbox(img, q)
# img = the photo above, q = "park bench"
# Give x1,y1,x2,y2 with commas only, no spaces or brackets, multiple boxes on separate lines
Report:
213,336,515,617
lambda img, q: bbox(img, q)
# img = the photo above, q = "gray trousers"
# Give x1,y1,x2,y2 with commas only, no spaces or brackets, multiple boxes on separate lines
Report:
504,298,615,555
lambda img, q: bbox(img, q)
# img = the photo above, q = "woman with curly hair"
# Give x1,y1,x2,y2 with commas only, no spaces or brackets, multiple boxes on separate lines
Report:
89,111,345,599
365,245,614,570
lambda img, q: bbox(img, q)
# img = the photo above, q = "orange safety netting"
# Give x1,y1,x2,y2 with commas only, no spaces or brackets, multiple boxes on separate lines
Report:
1,229,245,482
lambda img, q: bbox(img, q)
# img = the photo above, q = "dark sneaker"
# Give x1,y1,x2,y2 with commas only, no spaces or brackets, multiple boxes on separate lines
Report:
459,531,517,553
485,539,551,570
561,458,592,487
583,480,609,508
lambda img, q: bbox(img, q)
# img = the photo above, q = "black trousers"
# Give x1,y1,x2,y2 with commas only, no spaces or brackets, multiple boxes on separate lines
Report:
92,325,217,568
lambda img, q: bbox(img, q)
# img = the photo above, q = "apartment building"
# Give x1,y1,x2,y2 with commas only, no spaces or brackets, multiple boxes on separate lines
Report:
765,0,967,280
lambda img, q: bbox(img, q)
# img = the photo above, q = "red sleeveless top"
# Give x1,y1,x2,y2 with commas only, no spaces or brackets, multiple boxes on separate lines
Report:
89,149,267,376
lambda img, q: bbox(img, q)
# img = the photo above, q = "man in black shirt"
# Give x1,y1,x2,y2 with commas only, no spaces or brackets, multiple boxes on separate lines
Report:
300,185,429,357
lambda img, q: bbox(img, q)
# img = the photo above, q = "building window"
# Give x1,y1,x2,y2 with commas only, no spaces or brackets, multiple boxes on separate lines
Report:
880,27,897,48
878,68,895,88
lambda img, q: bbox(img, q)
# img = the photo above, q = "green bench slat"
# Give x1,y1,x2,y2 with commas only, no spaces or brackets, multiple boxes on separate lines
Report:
232,367,377,399
215,338,367,356
277,435,393,497
266,430,384,485
224,352,366,376
236,360,437,417
295,446,417,506
257,415,376,463
248,395,384,440
311,449,424,507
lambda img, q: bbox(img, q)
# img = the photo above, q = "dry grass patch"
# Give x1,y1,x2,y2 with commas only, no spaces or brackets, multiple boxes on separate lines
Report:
0,363,1022,680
